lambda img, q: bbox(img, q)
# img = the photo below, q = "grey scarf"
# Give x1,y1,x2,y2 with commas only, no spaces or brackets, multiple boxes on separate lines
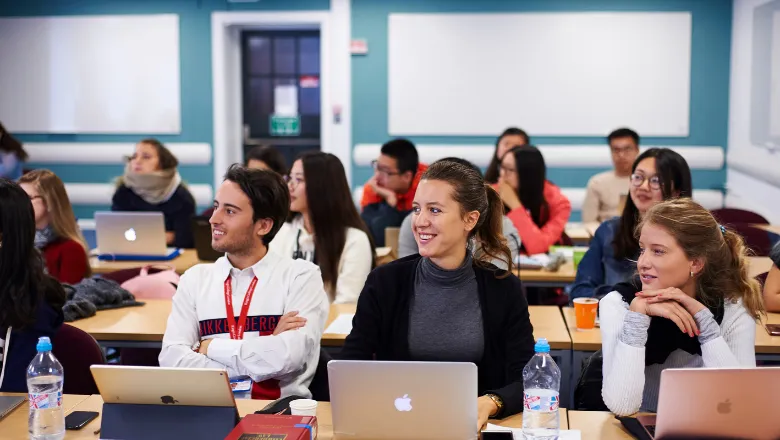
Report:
121,164,182,205
34,225,58,249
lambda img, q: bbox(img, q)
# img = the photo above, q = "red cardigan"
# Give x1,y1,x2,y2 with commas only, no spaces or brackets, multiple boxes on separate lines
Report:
505,181,572,255
42,239,90,284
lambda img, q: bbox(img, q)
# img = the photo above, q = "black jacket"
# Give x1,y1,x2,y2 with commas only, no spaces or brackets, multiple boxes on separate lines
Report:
111,184,196,249
340,255,535,418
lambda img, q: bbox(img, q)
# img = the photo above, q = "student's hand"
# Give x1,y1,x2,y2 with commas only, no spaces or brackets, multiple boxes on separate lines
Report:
630,297,699,337
497,182,522,210
198,338,213,356
637,288,707,316
273,311,307,335
477,395,498,430
368,176,398,208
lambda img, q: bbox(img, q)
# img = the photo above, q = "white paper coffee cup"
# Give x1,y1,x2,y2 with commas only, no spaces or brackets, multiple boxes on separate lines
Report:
289,399,318,416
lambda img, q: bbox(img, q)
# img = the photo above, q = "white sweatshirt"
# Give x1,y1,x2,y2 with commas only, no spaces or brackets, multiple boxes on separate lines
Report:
600,291,757,416
270,216,373,304
158,250,329,399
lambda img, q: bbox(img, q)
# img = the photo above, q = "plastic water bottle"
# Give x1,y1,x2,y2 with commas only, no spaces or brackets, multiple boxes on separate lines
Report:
26,337,65,440
522,338,561,440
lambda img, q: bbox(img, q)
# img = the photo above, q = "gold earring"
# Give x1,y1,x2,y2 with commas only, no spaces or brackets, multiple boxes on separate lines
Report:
690,270,694,278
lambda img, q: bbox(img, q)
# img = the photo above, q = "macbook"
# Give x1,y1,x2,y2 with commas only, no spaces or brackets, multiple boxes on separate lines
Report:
637,367,780,440
0,395,25,421
328,360,478,440
191,216,222,262
94,211,178,260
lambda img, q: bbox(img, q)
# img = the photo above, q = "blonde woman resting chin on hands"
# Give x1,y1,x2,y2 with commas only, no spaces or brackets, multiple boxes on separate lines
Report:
599,198,764,416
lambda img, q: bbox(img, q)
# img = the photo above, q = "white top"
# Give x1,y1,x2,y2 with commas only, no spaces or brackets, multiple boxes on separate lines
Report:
581,170,630,223
158,250,329,399
271,216,373,304
599,291,757,416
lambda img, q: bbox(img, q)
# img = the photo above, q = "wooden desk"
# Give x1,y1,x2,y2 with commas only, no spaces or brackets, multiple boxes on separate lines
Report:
375,246,396,266
62,396,567,439
89,249,205,275
568,410,633,440
0,393,92,440
751,224,780,236
516,260,577,288
322,303,357,347
528,306,573,407
583,222,601,237
748,256,774,278
69,299,172,349
565,223,592,244
756,312,780,359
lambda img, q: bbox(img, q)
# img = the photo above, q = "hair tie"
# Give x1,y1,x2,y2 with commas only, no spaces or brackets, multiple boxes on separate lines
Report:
719,224,726,235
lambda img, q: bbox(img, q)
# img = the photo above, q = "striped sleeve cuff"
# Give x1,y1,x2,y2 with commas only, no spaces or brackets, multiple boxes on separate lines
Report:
619,311,652,347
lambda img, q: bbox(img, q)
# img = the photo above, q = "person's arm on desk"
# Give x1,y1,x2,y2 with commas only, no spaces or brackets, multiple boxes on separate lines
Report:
159,268,226,370
204,266,328,383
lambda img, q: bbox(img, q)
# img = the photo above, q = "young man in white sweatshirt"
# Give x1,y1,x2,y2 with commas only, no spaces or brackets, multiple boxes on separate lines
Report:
159,165,329,400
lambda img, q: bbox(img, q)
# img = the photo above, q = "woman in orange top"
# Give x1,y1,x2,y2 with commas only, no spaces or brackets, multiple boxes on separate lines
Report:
495,145,571,255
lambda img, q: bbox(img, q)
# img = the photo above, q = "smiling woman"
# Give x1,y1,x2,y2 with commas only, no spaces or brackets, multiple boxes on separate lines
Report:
599,198,764,416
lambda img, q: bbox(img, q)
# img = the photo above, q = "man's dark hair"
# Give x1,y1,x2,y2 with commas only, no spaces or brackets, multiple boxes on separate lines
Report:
380,138,419,176
244,145,288,176
223,164,290,246
607,128,640,146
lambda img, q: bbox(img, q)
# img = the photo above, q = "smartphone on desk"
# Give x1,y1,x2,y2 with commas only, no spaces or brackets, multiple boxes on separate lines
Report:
766,324,780,336
65,411,99,430
481,431,514,440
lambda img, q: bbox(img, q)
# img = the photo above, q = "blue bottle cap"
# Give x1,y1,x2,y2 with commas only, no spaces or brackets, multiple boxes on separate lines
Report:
534,338,550,353
36,337,52,352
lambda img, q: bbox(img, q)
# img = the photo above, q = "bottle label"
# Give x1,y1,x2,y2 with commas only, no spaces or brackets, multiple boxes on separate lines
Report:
523,392,559,412
29,392,62,410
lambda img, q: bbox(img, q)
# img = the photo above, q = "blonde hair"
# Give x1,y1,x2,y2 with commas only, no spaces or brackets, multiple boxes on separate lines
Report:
638,198,764,319
19,170,92,277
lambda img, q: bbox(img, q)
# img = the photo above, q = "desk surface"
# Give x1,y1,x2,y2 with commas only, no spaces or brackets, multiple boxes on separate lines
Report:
568,410,633,440
748,256,774,278
53,396,567,439
751,224,780,236
756,312,780,354
69,299,172,342
562,307,603,351
565,223,592,243
0,393,92,439
516,260,577,284
89,249,205,275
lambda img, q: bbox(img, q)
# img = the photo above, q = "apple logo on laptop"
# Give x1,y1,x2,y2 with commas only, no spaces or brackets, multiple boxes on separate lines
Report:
124,228,137,242
717,399,731,414
394,394,412,412
160,395,178,405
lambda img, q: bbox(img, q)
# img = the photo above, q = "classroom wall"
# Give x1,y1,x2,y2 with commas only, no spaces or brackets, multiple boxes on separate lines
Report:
726,0,780,224
351,0,733,221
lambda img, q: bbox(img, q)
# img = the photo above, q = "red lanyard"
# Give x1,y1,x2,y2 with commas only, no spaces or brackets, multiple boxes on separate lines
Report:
223,275,259,340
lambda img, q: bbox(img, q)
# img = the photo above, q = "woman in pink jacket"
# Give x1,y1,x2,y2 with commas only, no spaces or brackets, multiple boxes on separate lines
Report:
495,145,571,255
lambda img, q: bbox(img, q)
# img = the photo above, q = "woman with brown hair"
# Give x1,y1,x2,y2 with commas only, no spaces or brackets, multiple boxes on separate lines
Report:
19,170,91,284
111,138,196,248
340,160,535,429
600,198,764,416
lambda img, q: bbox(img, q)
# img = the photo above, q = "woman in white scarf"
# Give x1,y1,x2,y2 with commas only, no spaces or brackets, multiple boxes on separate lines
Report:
111,139,196,248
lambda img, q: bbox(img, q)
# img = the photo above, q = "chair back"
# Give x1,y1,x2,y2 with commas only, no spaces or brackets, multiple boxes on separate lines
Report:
52,324,105,395
711,208,769,225
384,227,400,259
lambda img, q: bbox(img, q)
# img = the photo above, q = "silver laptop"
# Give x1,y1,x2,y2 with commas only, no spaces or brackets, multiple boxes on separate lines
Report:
638,367,780,440
0,395,25,421
328,360,478,440
95,211,173,257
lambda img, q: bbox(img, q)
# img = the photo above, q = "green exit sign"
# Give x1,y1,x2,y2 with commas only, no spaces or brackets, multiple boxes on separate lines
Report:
270,114,300,136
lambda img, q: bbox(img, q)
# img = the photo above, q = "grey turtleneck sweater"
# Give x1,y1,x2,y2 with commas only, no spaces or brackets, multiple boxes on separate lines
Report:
408,253,485,362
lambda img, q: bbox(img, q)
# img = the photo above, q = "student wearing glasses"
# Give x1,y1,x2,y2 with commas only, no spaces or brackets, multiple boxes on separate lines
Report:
581,128,640,223
360,139,428,246
570,148,692,300
271,152,375,304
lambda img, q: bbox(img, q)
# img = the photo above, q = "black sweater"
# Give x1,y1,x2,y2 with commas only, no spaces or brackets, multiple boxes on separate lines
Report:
111,184,196,249
340,254,535,418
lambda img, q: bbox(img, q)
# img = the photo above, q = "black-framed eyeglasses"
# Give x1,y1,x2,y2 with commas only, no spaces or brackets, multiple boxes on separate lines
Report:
371,160,401,177
630,173,661,190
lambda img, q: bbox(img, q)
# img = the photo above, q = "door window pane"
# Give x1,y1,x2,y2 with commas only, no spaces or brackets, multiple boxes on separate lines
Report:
273,38,296,75
298,37,320,75
247,37,271,75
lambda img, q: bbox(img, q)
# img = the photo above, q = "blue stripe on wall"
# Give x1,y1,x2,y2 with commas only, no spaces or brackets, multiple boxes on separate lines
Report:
351,0,732,185
26,163,214,185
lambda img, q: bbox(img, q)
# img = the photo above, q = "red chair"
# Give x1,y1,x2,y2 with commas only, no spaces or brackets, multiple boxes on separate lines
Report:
52,324,105,395
711,209,772,257
711,208,769,225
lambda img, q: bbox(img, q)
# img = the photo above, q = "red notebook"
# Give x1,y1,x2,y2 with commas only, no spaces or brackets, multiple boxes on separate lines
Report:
224,414,318,440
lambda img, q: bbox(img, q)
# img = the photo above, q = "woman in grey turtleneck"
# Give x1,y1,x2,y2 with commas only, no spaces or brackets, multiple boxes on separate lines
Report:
340,160,536,431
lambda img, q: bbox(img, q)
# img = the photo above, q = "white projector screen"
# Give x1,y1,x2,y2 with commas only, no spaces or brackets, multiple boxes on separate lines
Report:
388,12,692,137
0,15,181,134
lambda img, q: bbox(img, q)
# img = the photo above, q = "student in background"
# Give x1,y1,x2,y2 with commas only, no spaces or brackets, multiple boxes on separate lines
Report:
484,127,529,184
570,148,692,300
112,139,196,248
600,198,763,415
245,145,287,175
581,128,640,223
360,139,428,246
398,157,521,269
19,170,91,284
271,152,375,304
159,166,328,400
341,161,535,429
0,122,27,181
496,145,571,255
763,242,780,312
0,179,66,392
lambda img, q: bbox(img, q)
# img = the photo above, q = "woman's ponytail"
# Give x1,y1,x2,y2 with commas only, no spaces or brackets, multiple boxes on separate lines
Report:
474,184,513,276
721,229,764,319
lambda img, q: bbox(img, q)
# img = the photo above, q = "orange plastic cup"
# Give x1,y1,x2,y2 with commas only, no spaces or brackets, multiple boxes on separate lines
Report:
573,298,599,331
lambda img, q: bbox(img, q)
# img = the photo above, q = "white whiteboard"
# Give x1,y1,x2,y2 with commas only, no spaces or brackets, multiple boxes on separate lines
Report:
388,12,691,137
0,15,181,134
